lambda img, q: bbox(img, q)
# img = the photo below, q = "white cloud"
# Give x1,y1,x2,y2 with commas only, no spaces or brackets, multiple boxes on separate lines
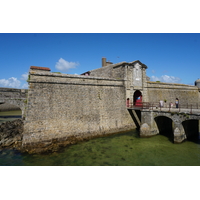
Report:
21,72,28,81
55,58,79,72
0,77,21,88
21,82,29,89
151,75,181,83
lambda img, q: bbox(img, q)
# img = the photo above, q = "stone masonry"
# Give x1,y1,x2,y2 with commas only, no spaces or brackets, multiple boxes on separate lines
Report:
0,87,28,117
140,109,200,143
22,68,135,153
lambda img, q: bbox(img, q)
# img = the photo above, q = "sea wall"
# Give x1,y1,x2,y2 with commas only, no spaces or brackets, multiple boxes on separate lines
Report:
22,70,135,153
146,82,200,105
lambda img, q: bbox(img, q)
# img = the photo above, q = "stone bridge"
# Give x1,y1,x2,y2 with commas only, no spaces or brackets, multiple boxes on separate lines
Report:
128,107,200,143
0,87,28,118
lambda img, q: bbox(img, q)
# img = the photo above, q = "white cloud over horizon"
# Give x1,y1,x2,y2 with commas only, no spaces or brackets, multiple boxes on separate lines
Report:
151,75,181,83
0,72,29,89
55,58,79,72
0,77,21,88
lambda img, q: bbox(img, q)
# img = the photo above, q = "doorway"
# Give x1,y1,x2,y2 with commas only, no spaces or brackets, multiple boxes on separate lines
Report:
133,90,142,106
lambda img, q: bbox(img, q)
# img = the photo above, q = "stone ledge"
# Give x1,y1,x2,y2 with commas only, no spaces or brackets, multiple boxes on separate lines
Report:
29,71,124,82
28,81,124,87
147,81,195,87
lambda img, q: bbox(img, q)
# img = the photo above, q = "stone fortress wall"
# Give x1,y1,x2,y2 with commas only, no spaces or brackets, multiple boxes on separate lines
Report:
22,67,135,153
146,81,200,105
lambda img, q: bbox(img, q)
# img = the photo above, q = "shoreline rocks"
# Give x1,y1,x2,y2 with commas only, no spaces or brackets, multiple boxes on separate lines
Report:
0,119,135,154
0,119,23,150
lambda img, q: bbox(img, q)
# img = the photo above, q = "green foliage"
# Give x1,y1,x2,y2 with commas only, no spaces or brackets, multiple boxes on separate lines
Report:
27,75,30,82
171,112,178,116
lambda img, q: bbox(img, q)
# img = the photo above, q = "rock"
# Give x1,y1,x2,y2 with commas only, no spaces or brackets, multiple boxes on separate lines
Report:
3,139,14,147
0,119,23,150
140,123,150,136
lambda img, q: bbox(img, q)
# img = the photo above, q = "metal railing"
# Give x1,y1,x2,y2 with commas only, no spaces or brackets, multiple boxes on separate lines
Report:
127,102,200,114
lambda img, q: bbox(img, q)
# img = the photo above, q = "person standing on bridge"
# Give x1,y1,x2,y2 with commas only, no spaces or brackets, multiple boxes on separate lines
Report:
159,100,164,107
175,98,179,108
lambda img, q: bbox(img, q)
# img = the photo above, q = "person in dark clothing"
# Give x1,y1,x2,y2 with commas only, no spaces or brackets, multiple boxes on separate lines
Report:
175,98,179,108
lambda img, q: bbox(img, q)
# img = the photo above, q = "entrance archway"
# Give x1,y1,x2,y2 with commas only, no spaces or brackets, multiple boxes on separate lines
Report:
133,90,142,106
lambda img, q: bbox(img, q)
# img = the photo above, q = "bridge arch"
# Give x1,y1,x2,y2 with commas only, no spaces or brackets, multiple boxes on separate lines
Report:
1,99,24,110
154,116,173,141
182,119,199,141
0,102,21,111
0,88,28,119
0,99,26,119
140,109,200,143
0,100,23,112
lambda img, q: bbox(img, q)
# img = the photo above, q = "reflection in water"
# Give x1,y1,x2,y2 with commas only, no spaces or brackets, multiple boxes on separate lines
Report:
1,129,200,166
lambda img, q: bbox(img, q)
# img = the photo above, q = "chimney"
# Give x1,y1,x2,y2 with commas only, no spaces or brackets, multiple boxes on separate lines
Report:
102,57,106,67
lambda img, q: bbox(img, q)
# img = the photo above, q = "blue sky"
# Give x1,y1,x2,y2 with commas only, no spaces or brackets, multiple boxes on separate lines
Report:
1,33,200,88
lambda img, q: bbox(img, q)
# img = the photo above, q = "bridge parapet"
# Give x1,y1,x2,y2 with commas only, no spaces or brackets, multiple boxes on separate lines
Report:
127,101,200,114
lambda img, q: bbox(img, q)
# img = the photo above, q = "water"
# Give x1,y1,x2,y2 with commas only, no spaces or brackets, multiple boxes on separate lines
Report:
1,129,200,166
1,111,200,166
0,110,22,124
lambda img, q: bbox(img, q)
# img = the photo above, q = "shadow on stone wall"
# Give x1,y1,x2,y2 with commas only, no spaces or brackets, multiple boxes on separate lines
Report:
127,109,141,130
182,120,199,143
154,116,174,142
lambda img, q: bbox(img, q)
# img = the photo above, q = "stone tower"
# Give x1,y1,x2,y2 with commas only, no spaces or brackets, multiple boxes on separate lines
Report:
195,79,200,90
